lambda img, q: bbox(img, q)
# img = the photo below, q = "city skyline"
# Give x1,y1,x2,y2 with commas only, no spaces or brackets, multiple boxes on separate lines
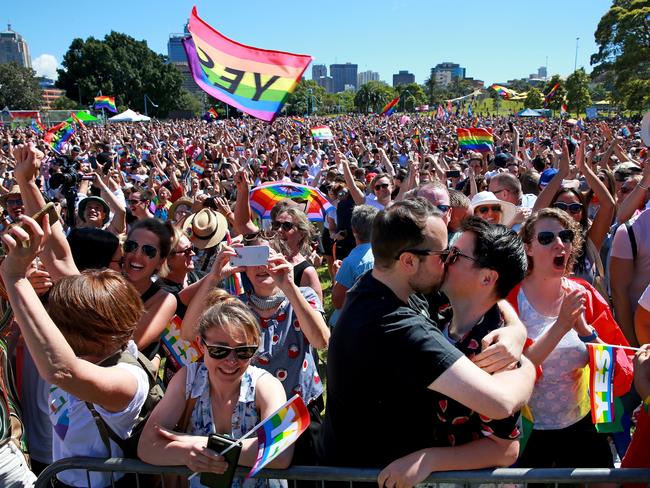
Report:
6,0,611,87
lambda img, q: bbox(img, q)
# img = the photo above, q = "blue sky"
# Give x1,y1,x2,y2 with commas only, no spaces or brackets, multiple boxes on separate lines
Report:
7,0,612,86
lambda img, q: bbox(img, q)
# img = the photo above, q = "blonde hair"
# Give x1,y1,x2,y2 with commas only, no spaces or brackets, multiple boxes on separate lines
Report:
198,292,261,346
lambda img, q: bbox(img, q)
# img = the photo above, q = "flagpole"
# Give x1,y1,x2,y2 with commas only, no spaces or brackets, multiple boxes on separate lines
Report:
587,342,644,352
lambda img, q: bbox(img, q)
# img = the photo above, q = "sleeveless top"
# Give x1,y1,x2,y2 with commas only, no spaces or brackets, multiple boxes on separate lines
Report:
293,260,314,287
139,281,162,360
184,363,286,488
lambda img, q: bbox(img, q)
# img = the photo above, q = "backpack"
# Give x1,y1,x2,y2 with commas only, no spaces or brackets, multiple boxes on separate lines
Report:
85,349,164,458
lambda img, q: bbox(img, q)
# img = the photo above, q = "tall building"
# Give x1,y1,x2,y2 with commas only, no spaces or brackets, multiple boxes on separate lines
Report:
0,24,31,68
330,63,358,93
538,66,548,79
430,62,466,87
392,70,415,87
167,23,203,98
358,70,379,86
315,76,333,93
312,64,327,80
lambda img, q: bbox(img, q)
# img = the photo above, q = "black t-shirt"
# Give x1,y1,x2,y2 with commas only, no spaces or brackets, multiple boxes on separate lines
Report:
317,271,464,467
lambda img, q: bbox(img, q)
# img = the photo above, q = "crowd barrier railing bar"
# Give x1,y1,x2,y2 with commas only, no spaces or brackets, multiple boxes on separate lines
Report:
35,457,650,488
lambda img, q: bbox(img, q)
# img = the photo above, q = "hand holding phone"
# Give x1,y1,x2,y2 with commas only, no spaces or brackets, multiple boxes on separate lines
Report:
200,434,242,488
229,245,269,267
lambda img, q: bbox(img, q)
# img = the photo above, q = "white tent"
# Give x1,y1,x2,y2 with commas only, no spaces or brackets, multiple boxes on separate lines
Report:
107,109,151,123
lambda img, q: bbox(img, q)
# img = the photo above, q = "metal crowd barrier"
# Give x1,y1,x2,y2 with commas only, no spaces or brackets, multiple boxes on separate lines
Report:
35,457,650,487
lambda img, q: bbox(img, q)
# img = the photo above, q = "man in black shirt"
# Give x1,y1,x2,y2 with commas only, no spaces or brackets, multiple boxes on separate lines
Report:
317,199,535,475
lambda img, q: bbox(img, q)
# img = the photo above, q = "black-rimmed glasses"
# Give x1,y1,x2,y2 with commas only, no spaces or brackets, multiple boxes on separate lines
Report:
201,338,258,360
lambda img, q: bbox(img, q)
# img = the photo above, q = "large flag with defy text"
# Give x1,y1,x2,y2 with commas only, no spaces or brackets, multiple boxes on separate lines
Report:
183,7,312,122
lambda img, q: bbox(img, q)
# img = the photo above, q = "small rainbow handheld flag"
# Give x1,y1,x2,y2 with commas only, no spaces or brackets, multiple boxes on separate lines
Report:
94,96,117,113
247,394,310,479
191,150,207,175
30,120,45,136
544,83,559,107
310,125,333,141
587,343,616,424
457,128,494,153
70,112,86,128
44,121,75,152
290,116,305,127
182,7,312,123
208,107,218,119
380,96,400,116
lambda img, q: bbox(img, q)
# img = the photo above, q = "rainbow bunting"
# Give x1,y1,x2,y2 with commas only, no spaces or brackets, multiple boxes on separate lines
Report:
457,127,494,153
44,121,75,152
182,7,312,123
94,96,117,113
247,394,310,479
380,96,400,116
310,125,333,141
587,343,616,424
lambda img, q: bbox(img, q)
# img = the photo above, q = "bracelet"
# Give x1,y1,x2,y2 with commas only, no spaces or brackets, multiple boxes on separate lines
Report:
578,328,598,343
638,182,650,190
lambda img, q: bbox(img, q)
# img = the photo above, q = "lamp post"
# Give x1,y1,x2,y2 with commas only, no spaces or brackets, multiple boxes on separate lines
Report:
574,37,580,72
306,88,313,116
74,83,82,106
400,87,413,112
144,94,158,117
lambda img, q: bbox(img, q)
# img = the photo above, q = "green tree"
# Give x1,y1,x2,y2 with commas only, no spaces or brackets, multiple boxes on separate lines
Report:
354,81,396,113
57,32,184,117
0,63,42,109
51,95,80,110
176,90,203,116
285,79,325,115
565,68,592,114
591,0,650,111
542,75,566,110
524,87,544,108
589,83,610,102
395,83,427,111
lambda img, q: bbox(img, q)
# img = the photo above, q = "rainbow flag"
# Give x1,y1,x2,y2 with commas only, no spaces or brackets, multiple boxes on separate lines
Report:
70,112,86,128
310,125,333,141
587,343,616,424
30,120,45,136
44,121,75,152
290,116,305,127
490,84,516,99
191,150,207,175
182,7,312,123
380,96,399,116
247,394,310,479
208,107,218,119
543,83,559,107
94,96,117,113
457,128,494,153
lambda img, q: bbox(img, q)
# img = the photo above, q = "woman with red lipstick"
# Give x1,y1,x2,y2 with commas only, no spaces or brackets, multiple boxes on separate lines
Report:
508,208,630,468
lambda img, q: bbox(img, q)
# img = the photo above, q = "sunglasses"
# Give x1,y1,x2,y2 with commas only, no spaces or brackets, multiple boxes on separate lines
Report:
123,240,159,259
477,205,502,214
6,199,23,206
271,221,295,231
552,202,583,214
201,338,258,360
443,247,478,266
173,247,194,257
436,204,451,213
375,183,390,190
128,199,142,205
537,229,575,246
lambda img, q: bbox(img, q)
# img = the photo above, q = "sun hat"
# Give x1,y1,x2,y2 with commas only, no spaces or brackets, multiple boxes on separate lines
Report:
182,208,228,250
0,185,21,207
168,197,193,223
470,191,516,226
78,196,111,224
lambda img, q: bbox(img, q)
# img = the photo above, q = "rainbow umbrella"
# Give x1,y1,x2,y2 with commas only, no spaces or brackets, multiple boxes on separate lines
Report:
249,183,333,222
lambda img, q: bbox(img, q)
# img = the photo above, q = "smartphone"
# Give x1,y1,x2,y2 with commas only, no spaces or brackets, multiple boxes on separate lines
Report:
230,245,269,267
446,170,461,178
201,434,242,488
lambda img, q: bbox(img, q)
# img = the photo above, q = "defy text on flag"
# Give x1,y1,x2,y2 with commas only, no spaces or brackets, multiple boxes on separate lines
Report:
183,7,312,122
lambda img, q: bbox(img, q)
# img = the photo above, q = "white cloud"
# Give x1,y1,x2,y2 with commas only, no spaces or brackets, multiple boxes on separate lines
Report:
32,54,59,80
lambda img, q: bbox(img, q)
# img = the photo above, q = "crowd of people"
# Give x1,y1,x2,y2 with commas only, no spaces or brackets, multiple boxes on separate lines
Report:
0,111,649,488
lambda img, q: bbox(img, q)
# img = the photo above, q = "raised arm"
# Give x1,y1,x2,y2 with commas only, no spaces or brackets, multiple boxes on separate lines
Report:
92,172,127,236
533,141,569,212
233,170,259,236
341,156,365,205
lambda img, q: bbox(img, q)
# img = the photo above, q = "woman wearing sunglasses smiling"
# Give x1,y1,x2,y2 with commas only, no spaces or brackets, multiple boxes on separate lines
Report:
139,295,291,486
122,219,177,366
506,208,631,469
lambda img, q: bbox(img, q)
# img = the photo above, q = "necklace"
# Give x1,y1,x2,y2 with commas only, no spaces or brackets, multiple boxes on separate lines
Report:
249,291,286,310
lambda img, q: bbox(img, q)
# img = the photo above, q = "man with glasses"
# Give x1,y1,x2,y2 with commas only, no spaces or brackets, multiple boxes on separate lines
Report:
488,172,537,229
318,198,535,473
378,217,529,486
0,184,24,231
128,188,154,221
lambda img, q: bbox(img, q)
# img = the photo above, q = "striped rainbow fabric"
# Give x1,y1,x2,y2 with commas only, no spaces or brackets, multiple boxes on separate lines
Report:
94,96,117,113
456,128,494,153
587,343,615,424
310,125,333,140
182,7,312,122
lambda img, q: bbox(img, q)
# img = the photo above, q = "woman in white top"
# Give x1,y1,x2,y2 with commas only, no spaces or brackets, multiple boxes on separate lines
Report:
515,208,613,468
0,216,149,488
